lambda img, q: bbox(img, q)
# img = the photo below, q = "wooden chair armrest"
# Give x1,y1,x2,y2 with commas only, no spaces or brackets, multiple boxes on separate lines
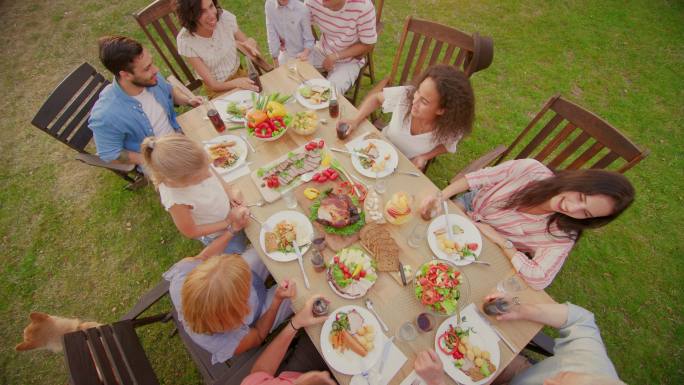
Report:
450,145,507,183
75,153,136,173
236,42,274,73
167,75,197,100
525,331,555,357
120,280,171,321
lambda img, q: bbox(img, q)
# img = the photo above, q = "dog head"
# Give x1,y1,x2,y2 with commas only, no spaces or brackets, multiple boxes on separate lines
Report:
15,312,97,353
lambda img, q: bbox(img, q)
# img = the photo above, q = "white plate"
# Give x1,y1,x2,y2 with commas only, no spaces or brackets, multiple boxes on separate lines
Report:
326,249,376,299
434,312,500,385
295,78,332,110
213,90,257,122
350,139,399,178
259,211,313,262
427,214,482,265
320,305,385,375
204,135,248,174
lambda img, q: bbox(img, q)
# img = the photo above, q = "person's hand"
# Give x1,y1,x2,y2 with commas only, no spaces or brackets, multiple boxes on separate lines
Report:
275,279,297,301
474,222,507,247
414,350,446,385
228,187,244,207
297,49,310,62
292,296,329,329
483,292,529,321
187,96,204,107
230,77,259,92
419,193,440,220
411,155,429,170
244,37,261,57
323,53,336,71
227,206,250,231
293,371,335,385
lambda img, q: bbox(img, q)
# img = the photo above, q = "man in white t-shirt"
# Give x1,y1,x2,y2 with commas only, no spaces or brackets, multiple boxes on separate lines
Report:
305,0,377,94
89,36,203,166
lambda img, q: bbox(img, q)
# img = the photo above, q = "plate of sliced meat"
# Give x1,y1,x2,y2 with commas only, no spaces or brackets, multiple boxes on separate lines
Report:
251,139,326,202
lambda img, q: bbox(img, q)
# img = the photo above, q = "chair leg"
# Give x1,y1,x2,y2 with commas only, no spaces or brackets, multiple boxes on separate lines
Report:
125,174,148,191
367,54,376,83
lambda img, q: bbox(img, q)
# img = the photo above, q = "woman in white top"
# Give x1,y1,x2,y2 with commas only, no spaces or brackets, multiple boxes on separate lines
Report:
343,64,475,170
141,134,268,279
176,0,261,96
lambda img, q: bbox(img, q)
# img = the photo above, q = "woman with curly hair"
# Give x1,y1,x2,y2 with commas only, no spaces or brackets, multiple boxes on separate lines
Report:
419,159,636,290
342,64,474,170
175,0,261,96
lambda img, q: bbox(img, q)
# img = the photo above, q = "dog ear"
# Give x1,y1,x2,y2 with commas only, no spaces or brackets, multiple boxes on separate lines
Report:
29,312,49,322
15,340,38,351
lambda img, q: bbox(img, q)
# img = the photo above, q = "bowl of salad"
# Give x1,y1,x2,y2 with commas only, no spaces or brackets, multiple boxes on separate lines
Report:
414,260,470,315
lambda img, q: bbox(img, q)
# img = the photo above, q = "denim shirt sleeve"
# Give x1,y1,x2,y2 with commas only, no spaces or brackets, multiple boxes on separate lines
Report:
89,98,125,162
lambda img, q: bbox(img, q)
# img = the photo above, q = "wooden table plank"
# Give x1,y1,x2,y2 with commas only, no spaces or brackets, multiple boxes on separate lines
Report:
176,62,554,385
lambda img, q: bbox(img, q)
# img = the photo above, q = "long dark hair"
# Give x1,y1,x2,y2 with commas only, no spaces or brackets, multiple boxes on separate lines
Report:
404,64,474,145
176,0,222,33
504,167,635,240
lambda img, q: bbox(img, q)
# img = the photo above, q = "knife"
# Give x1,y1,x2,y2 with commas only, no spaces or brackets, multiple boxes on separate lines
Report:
442,201,459,260
398,262,407,286
475,307,518,352
292,240,310,289
377,336,395,377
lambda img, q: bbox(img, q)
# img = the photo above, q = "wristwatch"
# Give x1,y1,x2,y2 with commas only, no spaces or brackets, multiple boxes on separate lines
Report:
502,239,514,250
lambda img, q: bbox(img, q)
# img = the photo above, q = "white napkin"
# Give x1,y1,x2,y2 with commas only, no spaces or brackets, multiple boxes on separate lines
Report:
376,341,408,385
344,131,371,151
217,163,251,183
399,370,426,385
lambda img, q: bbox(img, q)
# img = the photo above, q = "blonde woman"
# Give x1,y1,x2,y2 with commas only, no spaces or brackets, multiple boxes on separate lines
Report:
164,241,295,363
142,134,266,278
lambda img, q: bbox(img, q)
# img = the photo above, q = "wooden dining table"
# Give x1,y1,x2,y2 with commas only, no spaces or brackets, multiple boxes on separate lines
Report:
176,62,555,385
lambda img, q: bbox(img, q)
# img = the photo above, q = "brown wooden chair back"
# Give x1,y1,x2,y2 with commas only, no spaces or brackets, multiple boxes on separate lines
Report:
496,94,649,173
388,16,494,86
133,0,203,91
31,62,108,153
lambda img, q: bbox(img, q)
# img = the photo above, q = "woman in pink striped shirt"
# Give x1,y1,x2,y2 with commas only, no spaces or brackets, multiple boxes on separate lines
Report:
420,159,635,289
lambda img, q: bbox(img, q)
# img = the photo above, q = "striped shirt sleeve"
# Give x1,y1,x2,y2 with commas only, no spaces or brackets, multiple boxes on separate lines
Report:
356,4,377,44
465,159,548,190
511,241,574,290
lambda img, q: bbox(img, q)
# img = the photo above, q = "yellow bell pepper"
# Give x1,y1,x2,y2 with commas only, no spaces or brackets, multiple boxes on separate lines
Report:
266,101,287,119
303,187,320,200
352,264,363,278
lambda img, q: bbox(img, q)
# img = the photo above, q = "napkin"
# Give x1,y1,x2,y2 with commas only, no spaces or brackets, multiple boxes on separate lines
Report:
217,162,251,183
399,371,426,385
376,341,408,385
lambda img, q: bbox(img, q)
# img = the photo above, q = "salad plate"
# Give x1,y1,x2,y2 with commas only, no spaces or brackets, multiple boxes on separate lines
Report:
203,134,247,174
435,305,500,385
296,78,332,110
213,90,257,123
259,210,313,262
427,214,482,265
350,139,398,178
414,260,470,315
327,247,377,299
320,305,385,375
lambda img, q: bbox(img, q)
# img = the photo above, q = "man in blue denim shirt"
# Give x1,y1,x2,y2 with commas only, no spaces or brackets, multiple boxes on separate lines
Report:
89,36,203,166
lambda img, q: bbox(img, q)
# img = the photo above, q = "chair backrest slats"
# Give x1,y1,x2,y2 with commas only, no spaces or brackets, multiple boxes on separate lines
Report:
591,150,621,170
63,331,104,385
100,326,134,385
548,131,591,169
162,14,178,36
516,113,564,159
111,322,160,385
412,36,433,80
534,122,576,162
52,75,103,138
389,16,493,87
84,328,119,385
58,82,105,144
567,141,604,170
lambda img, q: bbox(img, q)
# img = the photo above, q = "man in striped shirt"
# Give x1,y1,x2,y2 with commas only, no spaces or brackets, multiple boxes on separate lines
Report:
305,0,377,94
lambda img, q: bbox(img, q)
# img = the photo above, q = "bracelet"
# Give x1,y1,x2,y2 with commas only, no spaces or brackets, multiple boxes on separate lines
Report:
225,222,235,235
289,319,300,331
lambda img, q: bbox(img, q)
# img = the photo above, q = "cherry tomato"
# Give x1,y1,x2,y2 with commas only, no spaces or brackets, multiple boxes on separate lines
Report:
467,243,479,251
333,256,339,263
329,171,339,180
359,270,366,278
318,139,325,148
318,175,328,183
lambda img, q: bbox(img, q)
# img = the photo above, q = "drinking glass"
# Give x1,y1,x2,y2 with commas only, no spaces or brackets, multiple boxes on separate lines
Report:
374,170,387,194
397,321,418,342
407,223,427,248
282,189,298,209
428,192,444,220
416,312,436,333
496,275,525,293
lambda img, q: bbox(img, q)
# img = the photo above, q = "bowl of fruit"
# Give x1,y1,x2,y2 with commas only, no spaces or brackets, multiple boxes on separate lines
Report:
291,110,319,136
384,192,413,225
246,92,292,141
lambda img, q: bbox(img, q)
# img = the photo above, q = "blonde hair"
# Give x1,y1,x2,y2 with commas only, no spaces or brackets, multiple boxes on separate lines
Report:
141,134,208,186
181,254,252,334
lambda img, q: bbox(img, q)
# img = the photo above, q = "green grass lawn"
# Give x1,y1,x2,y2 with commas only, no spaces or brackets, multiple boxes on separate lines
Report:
1,0,682,384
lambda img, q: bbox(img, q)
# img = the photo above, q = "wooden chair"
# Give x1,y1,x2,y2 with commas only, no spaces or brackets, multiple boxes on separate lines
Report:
30,62,144,189
450,94,650,182
132,0,273,92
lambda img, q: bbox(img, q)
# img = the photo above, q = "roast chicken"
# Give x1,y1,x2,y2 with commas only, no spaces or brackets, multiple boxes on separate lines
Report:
316,193,360,228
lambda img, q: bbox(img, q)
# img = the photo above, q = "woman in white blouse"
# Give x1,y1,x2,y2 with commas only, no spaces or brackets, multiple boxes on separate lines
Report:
343,65,475,170
176,0,261,96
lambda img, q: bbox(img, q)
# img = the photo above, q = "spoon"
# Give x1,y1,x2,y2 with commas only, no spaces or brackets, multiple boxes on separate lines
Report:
246,199,264,208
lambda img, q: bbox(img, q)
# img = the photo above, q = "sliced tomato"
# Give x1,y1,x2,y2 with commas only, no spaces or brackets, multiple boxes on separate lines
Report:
421,288,440,305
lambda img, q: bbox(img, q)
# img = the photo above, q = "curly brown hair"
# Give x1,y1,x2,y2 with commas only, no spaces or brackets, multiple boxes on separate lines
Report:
176,0,222,33
404,64,475,146
504,165,635,240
